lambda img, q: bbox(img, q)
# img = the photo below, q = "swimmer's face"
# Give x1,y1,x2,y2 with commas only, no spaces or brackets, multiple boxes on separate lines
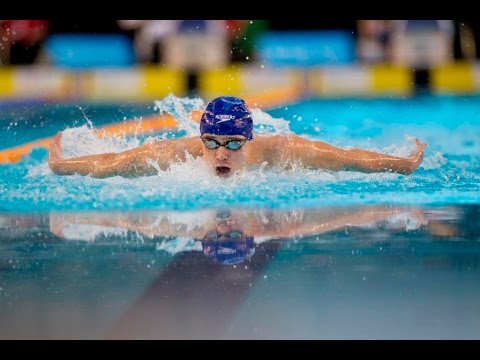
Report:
201,134,248,178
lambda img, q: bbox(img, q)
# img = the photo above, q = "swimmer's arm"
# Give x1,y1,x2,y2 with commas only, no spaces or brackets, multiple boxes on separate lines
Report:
48,138,159,178
48,132,202,178
279,135,426,175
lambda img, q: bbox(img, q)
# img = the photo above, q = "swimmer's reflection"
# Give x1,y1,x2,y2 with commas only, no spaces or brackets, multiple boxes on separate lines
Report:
49,206,428,339
48,206,429,339
49,206,427,266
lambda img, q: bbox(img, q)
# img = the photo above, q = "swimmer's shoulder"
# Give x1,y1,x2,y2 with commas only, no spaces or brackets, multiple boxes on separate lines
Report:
248,134,292,163
151,136,202,156
251,134,296,149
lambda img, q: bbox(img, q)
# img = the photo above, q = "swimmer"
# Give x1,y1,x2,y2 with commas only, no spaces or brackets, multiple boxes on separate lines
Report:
48,96,426,178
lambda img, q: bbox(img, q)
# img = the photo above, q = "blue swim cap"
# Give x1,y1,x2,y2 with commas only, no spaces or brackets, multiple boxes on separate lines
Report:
202,236,255,265
200,96,253,140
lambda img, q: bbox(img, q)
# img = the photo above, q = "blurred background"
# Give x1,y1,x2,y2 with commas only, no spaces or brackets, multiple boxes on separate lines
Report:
2,19,480,103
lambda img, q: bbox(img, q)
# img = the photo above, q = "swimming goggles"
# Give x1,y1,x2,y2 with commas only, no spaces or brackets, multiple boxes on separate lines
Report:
201,137,247,150
203,230,246,241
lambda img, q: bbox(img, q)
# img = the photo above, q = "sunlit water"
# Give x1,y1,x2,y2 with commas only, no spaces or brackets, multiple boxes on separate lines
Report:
1,94,479,211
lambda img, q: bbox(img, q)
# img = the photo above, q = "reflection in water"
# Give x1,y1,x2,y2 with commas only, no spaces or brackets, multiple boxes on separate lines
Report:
0,205,479,339
48,206,429,265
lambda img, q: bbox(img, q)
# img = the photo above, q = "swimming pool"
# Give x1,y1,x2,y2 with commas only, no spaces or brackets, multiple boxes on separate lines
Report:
0,94,479,211
0,94,479,339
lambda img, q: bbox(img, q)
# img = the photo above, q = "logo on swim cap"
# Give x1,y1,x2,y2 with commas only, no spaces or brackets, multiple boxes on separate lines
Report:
215,114,236,121
200,96,253,140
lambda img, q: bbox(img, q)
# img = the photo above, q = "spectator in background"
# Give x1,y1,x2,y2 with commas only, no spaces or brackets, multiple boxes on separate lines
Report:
356,20,392,63
118,20,227,64
0,20,49,65
391,20,454,34
176,20,226,34
0,21,7,65
226,20,270,62
387,20,455,69
453,20,480,60
118,20,178,64
118,20,229,94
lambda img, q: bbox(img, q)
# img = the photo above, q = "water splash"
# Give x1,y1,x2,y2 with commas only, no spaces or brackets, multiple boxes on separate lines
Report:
422,151,447,170
61,125,142,158
250,108,292,134
55,94,294,159
2,95,480,211
153,93,205,137
153,93,293,136
77,106,94,129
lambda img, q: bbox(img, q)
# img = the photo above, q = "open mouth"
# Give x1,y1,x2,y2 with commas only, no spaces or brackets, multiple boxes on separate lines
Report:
215,166,232,177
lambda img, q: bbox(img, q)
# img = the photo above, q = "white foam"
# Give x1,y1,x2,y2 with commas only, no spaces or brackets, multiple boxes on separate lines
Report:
55,94,294,160
61,125,141,158
250,108,292,134
154,93,205,137
421,152,447,170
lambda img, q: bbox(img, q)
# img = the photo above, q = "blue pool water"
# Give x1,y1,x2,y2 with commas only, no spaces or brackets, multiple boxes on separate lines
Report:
0,94,479,211
0,94,479,339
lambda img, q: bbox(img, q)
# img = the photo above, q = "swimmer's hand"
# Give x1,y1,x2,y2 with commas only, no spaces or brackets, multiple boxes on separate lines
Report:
48,131,64,164
407,138,427,173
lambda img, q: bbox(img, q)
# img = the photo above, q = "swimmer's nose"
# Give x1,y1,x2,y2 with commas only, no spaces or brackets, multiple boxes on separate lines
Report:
215,146,230,161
